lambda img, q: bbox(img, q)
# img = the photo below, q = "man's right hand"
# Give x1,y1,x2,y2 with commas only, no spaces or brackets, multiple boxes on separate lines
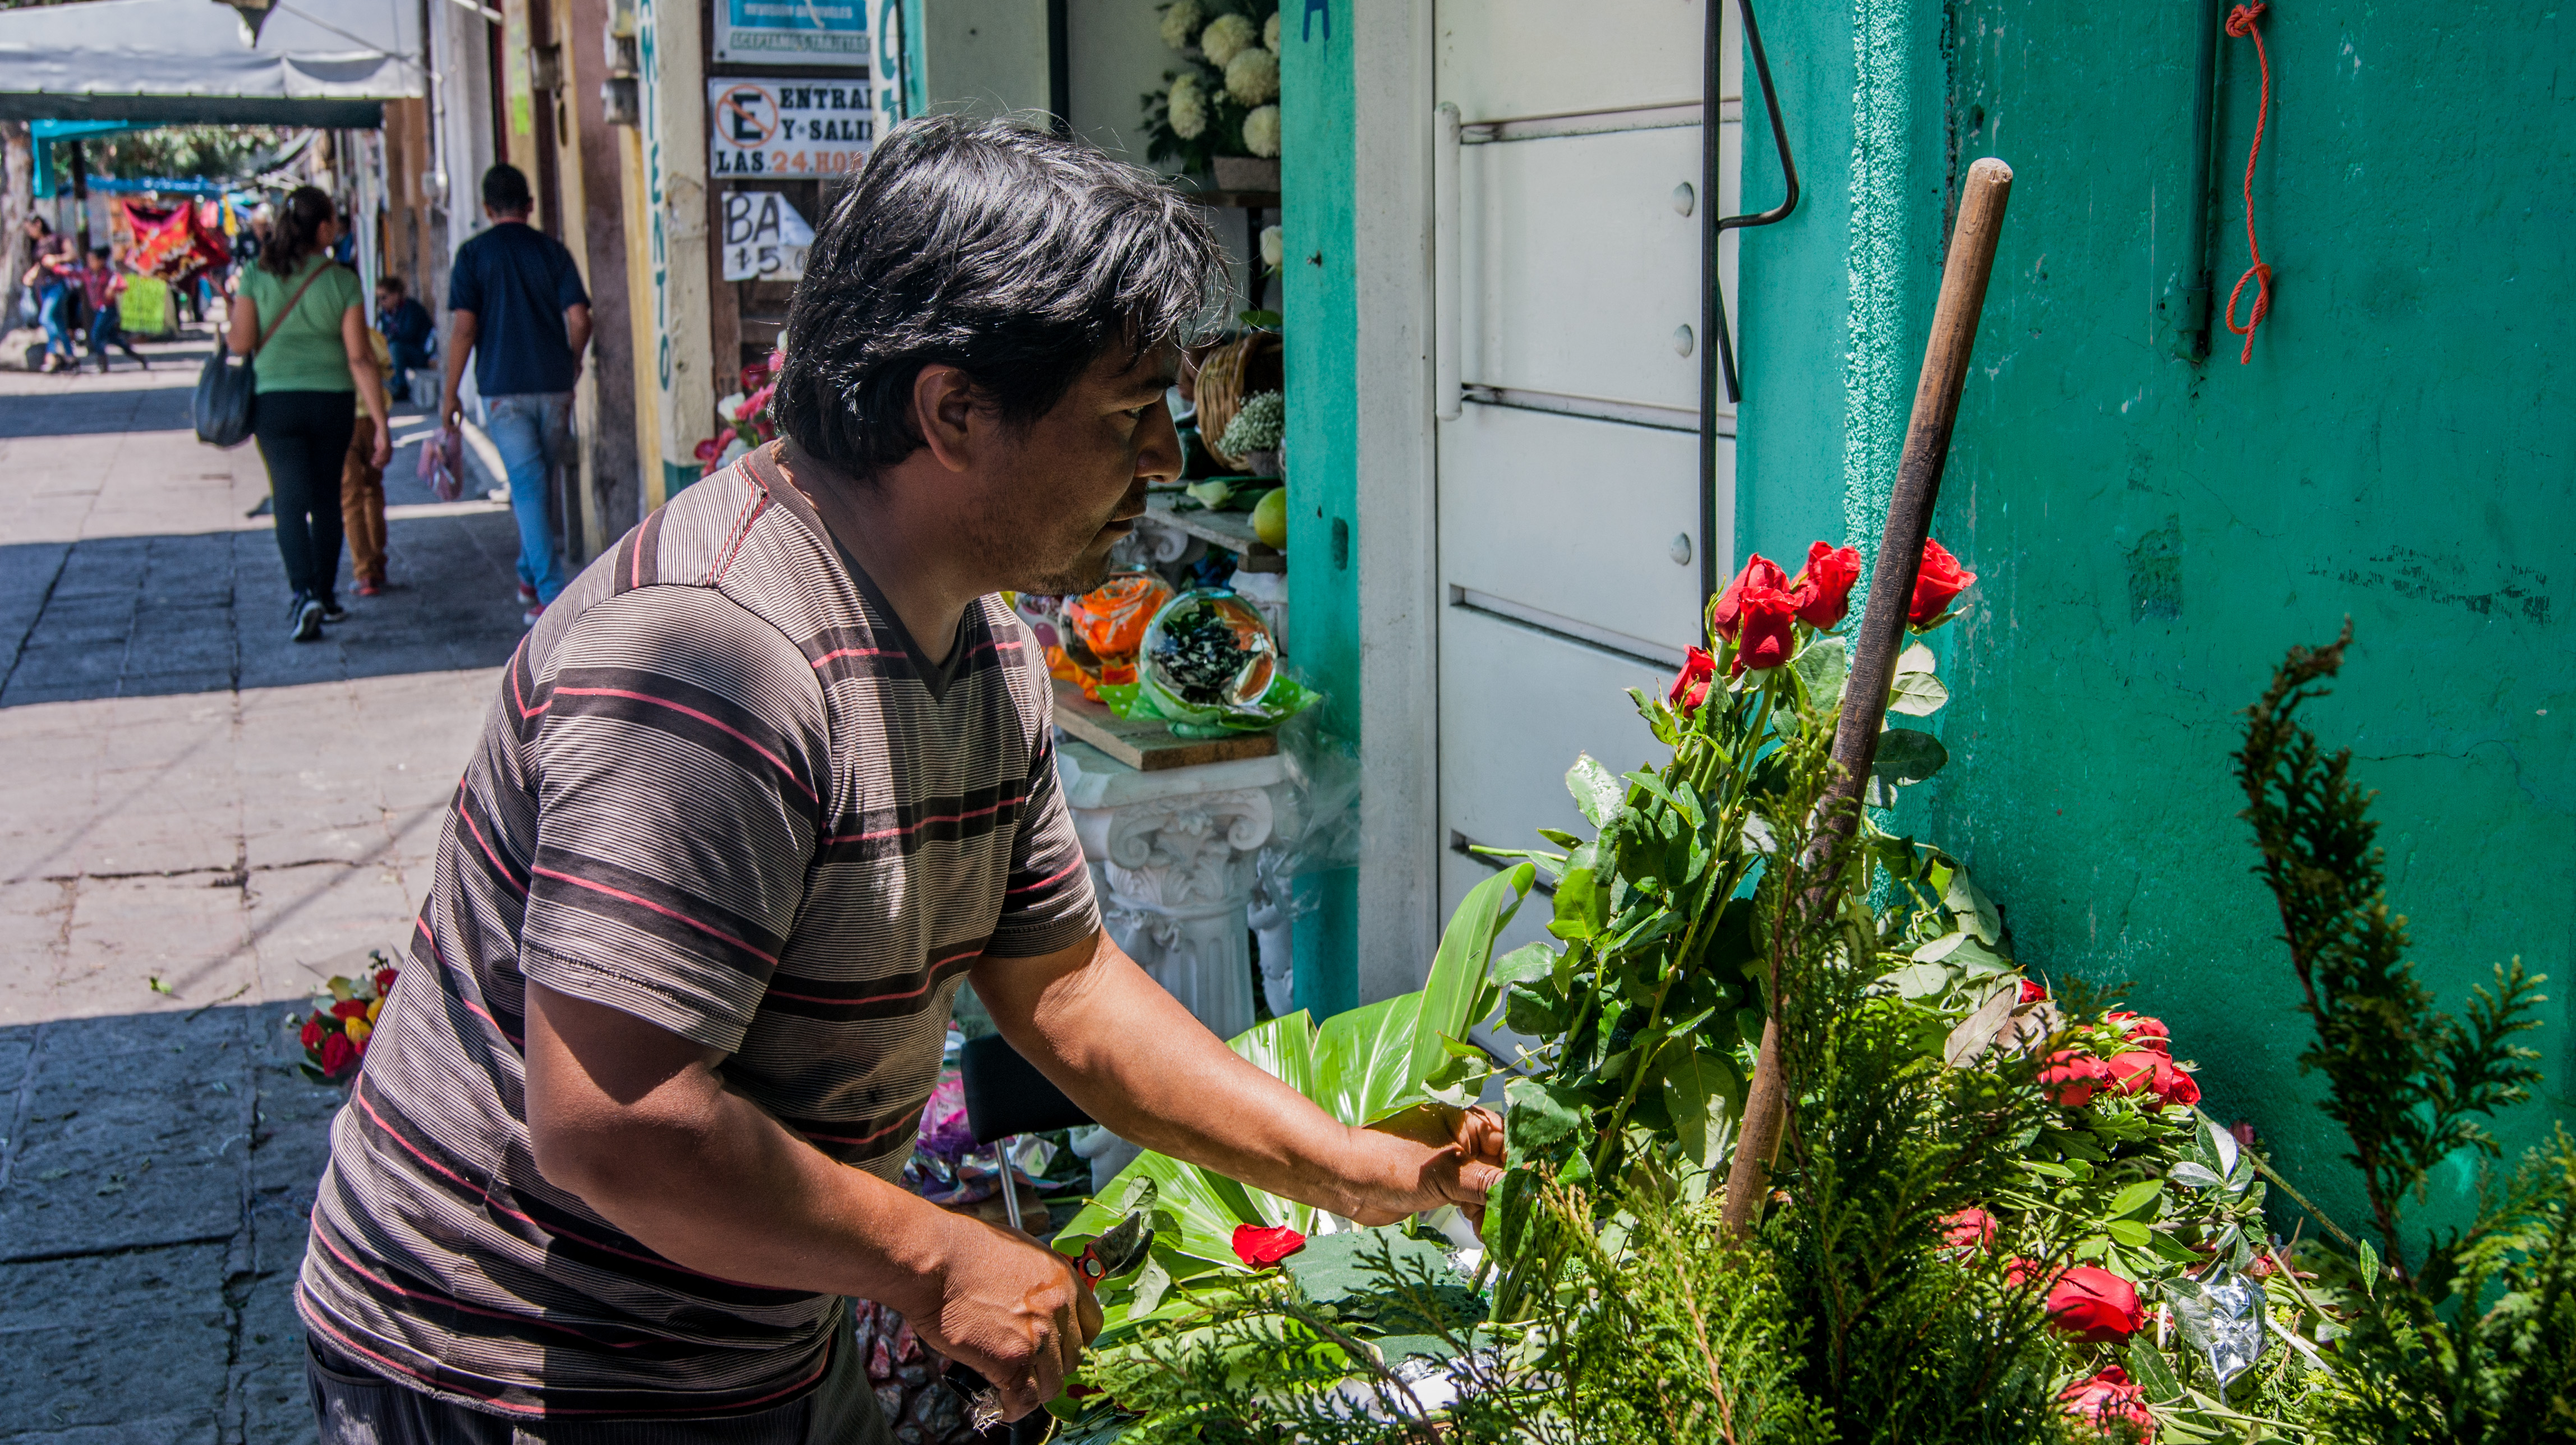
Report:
896,1211,1102,1421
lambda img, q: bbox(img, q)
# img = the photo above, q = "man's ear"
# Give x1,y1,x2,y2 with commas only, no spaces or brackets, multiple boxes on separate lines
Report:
911,363,980,475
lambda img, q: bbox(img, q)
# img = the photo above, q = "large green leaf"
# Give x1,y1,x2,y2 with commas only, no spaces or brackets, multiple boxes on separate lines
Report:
1565,754,1626,828
1056,1148,1308,1272
1229,1009,1318,1102
1407,864,1529,1089
1315,993,1425,1128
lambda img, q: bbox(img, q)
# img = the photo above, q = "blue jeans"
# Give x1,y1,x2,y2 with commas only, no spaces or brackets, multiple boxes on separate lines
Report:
387,338,433,401
481,393,574,604
37,284,73,358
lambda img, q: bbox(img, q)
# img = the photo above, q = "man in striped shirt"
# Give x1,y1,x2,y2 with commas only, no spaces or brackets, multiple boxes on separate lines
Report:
300,117,1504,1441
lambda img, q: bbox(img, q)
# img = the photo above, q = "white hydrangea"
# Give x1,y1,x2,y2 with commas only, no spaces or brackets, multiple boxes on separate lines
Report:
1264,10,1280,50
1218,390,1286,457
1166,73,1208,139
1158,0,1202,52
1198,12,1256,66
1241,104,1281,158
1258,223,1284,269
1225,44,1280,105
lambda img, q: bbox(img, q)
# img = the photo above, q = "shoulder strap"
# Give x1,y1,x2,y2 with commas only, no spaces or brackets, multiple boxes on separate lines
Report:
255,261,334,352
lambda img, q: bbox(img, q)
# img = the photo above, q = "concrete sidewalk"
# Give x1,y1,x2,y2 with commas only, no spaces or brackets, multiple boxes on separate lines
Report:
0,330,536,1442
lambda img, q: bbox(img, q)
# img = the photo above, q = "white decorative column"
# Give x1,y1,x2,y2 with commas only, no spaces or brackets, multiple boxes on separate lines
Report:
1055,739,1296,1043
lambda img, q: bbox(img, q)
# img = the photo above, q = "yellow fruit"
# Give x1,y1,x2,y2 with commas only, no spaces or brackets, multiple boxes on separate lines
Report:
1252,486,1287,549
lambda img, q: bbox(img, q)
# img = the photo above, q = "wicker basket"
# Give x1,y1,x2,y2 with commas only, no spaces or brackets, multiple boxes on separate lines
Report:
1193,330,1284,471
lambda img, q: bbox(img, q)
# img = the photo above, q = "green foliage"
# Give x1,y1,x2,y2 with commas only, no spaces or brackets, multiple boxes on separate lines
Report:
94,126,293,182
2235,620,2547,1264
2235,624,2576,1442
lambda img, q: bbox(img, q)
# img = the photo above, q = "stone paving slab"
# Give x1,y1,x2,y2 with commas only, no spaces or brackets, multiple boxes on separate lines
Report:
0,333,545,1442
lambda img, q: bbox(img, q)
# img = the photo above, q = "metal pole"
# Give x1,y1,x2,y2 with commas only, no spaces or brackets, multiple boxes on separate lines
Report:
1719,157,2014,1238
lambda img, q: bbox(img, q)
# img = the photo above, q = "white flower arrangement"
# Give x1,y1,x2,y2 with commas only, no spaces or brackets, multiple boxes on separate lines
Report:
1264,11,1281,50
1199,12,1257,66
1158,0,1202,52
1166,72,1208,140
1258,223,1284,269
1218,390,1286,458
1225,45,1280,105
1241,104,1281,159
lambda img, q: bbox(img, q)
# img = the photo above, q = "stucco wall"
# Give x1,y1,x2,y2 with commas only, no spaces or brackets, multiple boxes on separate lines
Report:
1743,0,2573,1244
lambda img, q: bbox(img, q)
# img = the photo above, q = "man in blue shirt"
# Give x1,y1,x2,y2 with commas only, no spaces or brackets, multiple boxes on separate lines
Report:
439,164,592,626
374,275,435,403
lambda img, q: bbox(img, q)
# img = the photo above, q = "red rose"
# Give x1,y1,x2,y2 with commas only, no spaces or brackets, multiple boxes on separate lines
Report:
1710,555,1791,639
2045,1265,2144,1343
1732,582,1801,676
331,998,371,1021
1790,541,1864,628
299,1017,324,1051
320,1031,357,1078
2060,1365,2157,1439
1939,1207,1997,1256
2106,1051,2200,1109
2018,978,2048,1005
1231,1223,1306,1269
2039,1050,2114,1108
2003,1256,2054,1290
2108,1010,2169,1052
1908,539,1976,628
374,968,399,996
1668,647,1717,714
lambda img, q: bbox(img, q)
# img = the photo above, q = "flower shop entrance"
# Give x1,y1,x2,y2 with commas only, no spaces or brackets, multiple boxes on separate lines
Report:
1431,0,1742,936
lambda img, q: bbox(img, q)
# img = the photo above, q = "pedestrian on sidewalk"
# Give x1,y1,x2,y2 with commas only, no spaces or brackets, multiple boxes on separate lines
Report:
298,117,1505,1443
343,325,395,595
21,219,78,373
80,245,148,372
438,164,590,629
228,186,392,643
374,274,434,403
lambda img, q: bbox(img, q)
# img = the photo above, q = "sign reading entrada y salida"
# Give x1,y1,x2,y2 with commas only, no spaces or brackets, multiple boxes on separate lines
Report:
708,80,876,178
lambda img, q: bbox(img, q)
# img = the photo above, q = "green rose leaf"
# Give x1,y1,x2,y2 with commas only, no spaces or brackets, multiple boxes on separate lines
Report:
2109,1178,2165,1218
1504,1076,1586,1162
1566,754,1626,829
1887,669,1950,717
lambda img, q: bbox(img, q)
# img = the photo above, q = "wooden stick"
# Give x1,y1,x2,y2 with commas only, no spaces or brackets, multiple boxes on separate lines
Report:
1719,158,2014,1237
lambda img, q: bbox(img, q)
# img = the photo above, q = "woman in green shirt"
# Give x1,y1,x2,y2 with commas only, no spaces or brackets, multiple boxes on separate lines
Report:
228,186,392,643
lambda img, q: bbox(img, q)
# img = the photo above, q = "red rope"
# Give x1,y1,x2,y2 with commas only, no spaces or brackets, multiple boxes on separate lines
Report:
2222,2,2273,364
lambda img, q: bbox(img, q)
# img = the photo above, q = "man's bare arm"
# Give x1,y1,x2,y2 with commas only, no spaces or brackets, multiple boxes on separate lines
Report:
521,981,1098,1420
564,302,592,365
439,307,477,429
970,932,1503,1227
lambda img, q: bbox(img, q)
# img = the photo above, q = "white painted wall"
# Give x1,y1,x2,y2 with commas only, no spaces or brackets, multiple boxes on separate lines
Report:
1063,0,1175,169
919,0,1052,122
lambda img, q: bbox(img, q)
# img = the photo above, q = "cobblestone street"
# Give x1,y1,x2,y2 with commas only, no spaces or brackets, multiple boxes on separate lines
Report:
0,329,533,1443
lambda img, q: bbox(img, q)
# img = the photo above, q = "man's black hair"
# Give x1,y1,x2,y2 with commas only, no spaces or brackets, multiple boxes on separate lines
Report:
481,164,533,215
772,116,1226,484
377,274,407,294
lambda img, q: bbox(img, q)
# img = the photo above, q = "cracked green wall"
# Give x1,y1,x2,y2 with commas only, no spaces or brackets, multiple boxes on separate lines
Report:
1740,0,2573,1243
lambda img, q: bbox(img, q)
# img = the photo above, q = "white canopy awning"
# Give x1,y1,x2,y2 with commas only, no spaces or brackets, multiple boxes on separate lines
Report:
0,0,424,125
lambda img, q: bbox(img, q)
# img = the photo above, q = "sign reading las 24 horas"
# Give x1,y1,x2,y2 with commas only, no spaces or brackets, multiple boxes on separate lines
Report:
708,80,875,178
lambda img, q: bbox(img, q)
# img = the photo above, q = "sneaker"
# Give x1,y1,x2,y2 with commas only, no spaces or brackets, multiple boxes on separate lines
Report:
356,576,386,598
517,583,539,605
288,593,324,643
319,598,348,623
522,603,546,629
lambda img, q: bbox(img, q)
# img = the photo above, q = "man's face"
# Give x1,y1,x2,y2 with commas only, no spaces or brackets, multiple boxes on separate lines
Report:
376,287,396,308
953,345,1180,597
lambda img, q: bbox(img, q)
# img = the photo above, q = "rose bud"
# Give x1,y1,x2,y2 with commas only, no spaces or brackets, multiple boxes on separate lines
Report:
2039,1049,2115,1108
2045,1265,2145,1343
1710,554,1790,639
1732,581,1801,675
320,1031,357,1078
2107,1010,2170,1052
300,1017,324,1051
1668,647,1717,714
2059,1365,2156,1439
1790,541,1863,628
1908,539,1976,628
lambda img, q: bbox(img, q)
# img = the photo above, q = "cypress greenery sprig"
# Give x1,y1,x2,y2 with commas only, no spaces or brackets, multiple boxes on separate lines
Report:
2233,620,2546,1272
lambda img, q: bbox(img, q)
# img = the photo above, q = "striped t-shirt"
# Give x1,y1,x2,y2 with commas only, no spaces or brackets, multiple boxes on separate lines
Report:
299,444,1100,1418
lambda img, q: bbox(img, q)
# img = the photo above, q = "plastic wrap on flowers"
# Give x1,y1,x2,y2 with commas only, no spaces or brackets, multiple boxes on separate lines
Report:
898,1070,1056,1209
1046,572,1171,701
1097,587,1318,737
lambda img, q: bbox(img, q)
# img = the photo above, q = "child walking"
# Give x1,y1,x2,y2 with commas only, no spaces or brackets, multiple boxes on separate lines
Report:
81,246,148,372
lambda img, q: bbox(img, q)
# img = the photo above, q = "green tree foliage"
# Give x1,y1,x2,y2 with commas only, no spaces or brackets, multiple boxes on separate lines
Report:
2237,623,2576,1441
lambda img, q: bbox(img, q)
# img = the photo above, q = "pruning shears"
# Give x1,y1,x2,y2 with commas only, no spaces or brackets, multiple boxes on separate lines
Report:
942,1206,1157,1432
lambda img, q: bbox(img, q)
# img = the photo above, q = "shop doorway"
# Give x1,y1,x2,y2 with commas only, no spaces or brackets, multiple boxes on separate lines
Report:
1432,0,1741,929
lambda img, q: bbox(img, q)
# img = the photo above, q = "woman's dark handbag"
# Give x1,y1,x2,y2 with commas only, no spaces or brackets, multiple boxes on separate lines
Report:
194,263,330,448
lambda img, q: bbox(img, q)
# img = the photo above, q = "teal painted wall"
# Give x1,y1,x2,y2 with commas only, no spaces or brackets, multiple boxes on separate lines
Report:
1744,0,2574,1245
1279,0,1360,1016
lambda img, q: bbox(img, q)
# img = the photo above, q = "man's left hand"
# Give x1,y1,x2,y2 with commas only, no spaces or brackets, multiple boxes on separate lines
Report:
1344,1105,1507,1229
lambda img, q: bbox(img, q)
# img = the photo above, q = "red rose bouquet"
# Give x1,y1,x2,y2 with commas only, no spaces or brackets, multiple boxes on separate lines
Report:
300,950,398,1084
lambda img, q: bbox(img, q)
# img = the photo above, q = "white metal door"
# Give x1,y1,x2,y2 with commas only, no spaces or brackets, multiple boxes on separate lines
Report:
1433,0,1741,949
